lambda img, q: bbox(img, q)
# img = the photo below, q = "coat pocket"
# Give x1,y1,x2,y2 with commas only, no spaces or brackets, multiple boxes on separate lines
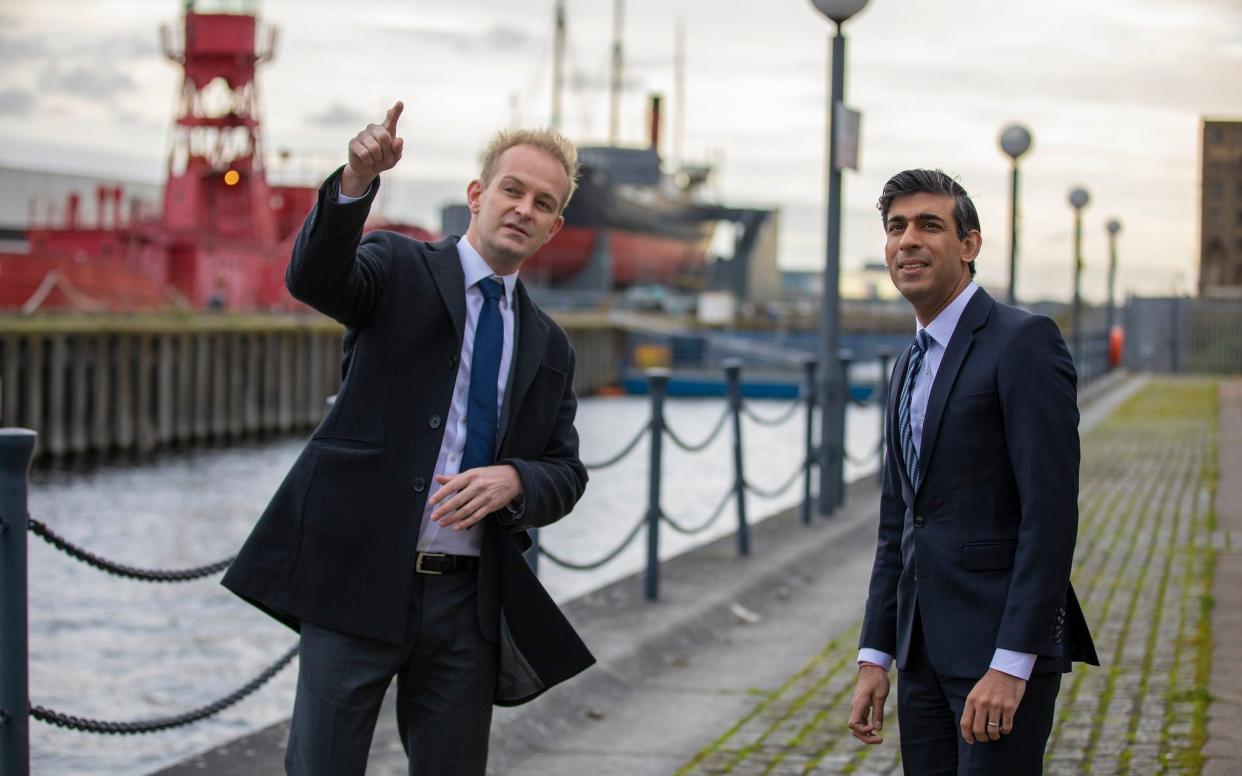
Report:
946,390,996,415
962,539,1018,571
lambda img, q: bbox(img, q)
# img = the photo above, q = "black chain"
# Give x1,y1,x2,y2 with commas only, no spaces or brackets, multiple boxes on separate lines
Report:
582,421,651,470
28,518,233,582
537,512,649,571
745,458,809,499
664,406,731,453
843,439,885,466
660,486,734,535
741,398,803,427
31,644,298,735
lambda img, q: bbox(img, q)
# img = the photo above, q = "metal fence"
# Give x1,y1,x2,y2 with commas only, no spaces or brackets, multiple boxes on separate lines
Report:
1125,296,1242,375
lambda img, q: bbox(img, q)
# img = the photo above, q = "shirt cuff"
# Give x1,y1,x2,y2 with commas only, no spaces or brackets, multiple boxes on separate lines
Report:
335,179,376,204
990,649,1037,680
498,499,524,526
857,648,894,671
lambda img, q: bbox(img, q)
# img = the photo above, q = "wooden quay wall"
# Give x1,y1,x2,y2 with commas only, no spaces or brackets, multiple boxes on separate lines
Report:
0,314,625,462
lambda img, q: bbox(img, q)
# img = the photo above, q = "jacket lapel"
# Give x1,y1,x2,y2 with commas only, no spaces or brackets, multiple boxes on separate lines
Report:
425,238,466,347
916,288,994,486
498,278,548,452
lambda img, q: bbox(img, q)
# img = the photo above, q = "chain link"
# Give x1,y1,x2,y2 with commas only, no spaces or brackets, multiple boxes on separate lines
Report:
582,421,651,470
28,518,233,582
664,406,731,453
660,486,734,535
31,644,298,735
740,398,803,427
537,512,649,571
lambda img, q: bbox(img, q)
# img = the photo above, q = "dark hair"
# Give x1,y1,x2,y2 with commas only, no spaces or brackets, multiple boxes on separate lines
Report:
876,169,980,276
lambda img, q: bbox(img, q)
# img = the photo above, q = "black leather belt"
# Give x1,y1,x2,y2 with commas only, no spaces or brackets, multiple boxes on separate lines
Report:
415,551,479,575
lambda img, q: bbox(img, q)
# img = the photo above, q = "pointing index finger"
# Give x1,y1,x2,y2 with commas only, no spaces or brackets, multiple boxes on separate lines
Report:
383,101,403,136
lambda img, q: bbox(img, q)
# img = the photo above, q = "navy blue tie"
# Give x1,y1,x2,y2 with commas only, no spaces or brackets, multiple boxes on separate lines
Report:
898,331,931,489
462,278,504,471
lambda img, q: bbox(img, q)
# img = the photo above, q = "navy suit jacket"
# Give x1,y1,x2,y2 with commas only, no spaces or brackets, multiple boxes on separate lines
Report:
859,288,1099,678
223,169,594,705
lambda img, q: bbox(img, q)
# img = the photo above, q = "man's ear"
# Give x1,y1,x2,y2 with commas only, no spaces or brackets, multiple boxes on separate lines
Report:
466,179,483,213
962,229,982,263
544,215,565,244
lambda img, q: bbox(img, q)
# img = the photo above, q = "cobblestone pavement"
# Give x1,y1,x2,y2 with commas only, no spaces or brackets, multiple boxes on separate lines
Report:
676,378,1219,775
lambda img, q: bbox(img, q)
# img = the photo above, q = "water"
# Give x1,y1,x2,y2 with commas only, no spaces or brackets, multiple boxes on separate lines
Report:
25,397,881,776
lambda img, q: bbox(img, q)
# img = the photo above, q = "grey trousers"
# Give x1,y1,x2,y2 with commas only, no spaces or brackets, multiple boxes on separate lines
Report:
285,572,497,776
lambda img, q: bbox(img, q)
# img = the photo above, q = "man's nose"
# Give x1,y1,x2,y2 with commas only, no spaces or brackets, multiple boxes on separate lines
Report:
898,225,920,250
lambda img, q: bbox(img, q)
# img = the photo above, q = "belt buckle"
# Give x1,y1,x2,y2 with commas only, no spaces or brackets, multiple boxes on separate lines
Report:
416,552,447,575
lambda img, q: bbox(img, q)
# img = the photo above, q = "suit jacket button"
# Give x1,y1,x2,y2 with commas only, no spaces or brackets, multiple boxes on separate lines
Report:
413,478,426,492
450,355,459,370
429,415,442,429
914,515,925,528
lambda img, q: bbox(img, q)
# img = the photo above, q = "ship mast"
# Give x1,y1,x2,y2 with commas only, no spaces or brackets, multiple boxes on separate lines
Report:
608,0,624,145
674,17,685,165
552,0,566,131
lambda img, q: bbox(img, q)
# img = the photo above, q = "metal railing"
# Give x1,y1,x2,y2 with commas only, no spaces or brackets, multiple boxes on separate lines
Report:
525,354,889,601
0,353,890,769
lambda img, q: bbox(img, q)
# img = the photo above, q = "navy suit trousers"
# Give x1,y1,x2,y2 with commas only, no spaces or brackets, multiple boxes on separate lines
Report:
285,571,497,776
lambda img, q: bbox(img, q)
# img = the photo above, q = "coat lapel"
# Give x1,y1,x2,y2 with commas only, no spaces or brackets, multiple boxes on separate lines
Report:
916,288,994,486
425,238,467,347
498,278,548,451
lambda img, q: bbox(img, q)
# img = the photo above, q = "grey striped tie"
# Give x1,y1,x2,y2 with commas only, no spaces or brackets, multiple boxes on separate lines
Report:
898,331,931,489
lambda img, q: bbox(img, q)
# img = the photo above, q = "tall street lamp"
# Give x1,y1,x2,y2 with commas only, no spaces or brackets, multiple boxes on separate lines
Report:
1106,218,1121,335
1068,186,1090,364
809,0,868,515
999,124,1032,306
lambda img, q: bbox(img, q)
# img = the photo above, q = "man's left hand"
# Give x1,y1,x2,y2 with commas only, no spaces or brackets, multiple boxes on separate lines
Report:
429,465,523,531
960,668,1026,744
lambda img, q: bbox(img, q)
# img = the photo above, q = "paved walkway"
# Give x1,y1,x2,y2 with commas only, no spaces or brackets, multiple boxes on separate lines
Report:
675,377,1225,775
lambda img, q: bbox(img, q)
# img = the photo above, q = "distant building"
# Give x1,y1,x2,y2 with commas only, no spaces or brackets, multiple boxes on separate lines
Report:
1200,119,1242,297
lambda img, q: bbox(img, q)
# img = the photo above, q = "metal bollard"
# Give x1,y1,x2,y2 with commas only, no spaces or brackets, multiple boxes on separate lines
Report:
801,358,818,526
523,527,540,575
723,360,749,557
875,346,894,486
0,428,37,776
645,369,669,602
836,349,854,507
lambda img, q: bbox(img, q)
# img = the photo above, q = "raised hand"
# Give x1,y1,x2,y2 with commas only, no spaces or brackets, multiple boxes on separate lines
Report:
341,101,404,197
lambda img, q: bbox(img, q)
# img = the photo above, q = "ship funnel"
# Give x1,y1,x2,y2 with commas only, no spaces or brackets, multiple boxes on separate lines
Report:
648,93,662,154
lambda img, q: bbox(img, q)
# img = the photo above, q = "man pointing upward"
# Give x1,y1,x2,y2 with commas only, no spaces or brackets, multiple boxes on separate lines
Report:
223,101,594,775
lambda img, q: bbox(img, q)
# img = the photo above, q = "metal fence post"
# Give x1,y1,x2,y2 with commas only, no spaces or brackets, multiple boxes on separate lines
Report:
875,346,893,487
801,357,817,526
836,348,854,508
523,527,540,575
0,428,37,776
645,369,669,601
723,360,749,556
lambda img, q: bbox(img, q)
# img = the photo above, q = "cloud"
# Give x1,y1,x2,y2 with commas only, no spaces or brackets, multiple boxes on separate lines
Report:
304,102,370,128
0,34,47,64
0,88,35,116
39,64,135,100
364,20,533,52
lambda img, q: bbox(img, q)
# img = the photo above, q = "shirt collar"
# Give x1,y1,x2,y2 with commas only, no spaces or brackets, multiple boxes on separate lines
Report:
457,236,518,300
917,281,979,350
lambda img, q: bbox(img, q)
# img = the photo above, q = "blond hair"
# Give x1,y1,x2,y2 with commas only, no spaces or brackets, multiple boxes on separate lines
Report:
479,128,580,212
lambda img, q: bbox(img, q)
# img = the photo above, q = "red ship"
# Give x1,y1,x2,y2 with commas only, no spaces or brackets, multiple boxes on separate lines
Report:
0,4,432,314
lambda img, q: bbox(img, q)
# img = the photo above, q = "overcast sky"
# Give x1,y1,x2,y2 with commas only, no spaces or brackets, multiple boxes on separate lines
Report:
1,0,1240,302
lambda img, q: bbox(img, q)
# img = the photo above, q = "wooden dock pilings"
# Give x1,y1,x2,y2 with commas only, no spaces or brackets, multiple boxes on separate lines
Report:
0,314,625,462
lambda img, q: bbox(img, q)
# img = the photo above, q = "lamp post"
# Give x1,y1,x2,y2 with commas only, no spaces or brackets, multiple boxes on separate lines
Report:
999,124,1032,306
809,0,868,515
1068,186,1090,364
1106,218,1121,335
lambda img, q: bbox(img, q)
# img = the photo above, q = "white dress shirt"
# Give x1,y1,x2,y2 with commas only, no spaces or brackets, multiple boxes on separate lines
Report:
857,282,1038,680
338,185,516,556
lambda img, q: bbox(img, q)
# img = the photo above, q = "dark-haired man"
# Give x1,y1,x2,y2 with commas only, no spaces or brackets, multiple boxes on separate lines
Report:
847,169,1098,773
223,102,593,775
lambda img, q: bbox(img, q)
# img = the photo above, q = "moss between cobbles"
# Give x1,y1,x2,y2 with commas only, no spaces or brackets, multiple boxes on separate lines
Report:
678,379,1220,775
